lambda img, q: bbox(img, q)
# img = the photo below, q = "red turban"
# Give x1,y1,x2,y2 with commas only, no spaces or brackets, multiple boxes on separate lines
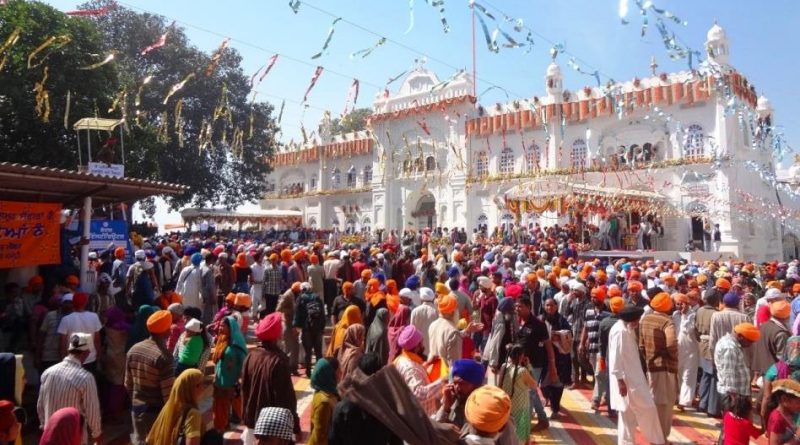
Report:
256,312,283,342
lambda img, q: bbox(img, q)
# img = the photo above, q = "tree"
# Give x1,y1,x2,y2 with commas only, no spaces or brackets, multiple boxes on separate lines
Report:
0,0,280,212
330,107,371,135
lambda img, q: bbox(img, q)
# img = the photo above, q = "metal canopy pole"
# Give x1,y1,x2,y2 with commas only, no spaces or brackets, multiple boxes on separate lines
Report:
79,196,92,292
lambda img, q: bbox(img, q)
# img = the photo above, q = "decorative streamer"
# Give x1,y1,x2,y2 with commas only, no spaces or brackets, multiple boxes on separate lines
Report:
341,78,360,116
79,53,115,70
405,0,415,34
302,65,324,103
0,27,22,71
205,38,230,77
288,0,301,14
27,35,71,69
33,66,50,122
157,111,170,143
427,0,450,33
248,110,254,140
251,54,279,86
162,72,195,104
350,37,386,59
566,57,601,86
140,21,175,55
277,100,285,124
472,4,498,53
213,84,232,127
618,0,629,23
63,90,71,129
431,69,464,92
311,17,341,59
107,88,126,114
174,98,184,147
65,2,116,16
135,75,153,107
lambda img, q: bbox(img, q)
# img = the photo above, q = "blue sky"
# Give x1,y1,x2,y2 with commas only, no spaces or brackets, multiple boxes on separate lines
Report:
40,0,798,158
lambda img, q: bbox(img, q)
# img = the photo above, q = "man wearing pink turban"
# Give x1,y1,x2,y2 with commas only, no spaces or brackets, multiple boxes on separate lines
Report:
392,325,443,416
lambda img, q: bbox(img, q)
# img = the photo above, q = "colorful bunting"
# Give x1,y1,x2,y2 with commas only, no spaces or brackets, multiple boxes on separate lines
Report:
302,65,324,103
341,78,360,116
350,37,386,59
141,21,175,55
33,66,50,122
65,2,116,16
251,54,279,87
78,53,115,70
63,90,70,129
205,37,230,77
288,0,301,14
311,17,341,59
27,35,71,69
0,27,21,71
163,72,195,104
405,0,415,33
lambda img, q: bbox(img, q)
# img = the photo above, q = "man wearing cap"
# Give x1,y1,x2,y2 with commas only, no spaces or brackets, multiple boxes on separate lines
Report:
393,325,443,416
125,310,175,444
410,287,438,353
38,333,102,444
242,313,300,445
694,288,722,416
752,300,791,379
57,292,102,373
277,282,301,376
609,306,665,445
253,407,295,445
638,292,678,442
715,323,760,406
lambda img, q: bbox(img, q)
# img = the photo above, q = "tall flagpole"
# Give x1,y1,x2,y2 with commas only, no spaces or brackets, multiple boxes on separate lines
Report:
471,2,477,98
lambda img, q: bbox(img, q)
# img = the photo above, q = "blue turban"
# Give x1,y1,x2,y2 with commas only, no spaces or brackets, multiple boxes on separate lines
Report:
405,275,420,290
484,252,494,262
722,291,740,307
184,246,197,257
497,297,515,314
191,252,203,266
375,272,386,284
451,359,485,386
621,263,632,271
448,266,460,278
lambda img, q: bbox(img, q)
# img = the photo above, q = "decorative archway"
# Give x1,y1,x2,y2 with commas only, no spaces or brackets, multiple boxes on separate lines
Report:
410,193,436,229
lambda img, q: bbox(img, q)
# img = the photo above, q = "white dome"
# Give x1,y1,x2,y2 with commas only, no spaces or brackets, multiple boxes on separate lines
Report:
546,62,562,78
757,95,772,112
706,23,727,42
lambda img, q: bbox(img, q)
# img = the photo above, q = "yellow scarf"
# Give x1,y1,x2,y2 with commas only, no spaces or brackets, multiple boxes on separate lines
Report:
146,369,203,445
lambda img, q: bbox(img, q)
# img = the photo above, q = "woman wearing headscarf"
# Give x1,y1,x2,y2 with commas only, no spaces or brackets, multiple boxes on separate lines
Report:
387,305,411,362
308,358,340,445
103,305,130,422
760,336,800,423
146,369,205,445
212,316,248,431
39,407,81,445
364,278,386,329
337,324,366,377
541,297,573,418
385,279,401,315
232,253,252,294
366,308,390,366
326,305,362,357
126,305,158,351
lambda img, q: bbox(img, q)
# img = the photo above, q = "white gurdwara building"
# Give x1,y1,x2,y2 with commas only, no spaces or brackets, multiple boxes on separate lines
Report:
262,23,797,262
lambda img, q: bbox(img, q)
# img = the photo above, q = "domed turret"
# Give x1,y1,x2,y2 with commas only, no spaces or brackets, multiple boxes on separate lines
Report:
705,21,730,66
545,61,563,101
756,95,773,119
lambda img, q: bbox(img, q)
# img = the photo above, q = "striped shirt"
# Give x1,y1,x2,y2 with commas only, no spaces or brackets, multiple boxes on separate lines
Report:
38,355,101,440
125,337,175,409
264,266,283,296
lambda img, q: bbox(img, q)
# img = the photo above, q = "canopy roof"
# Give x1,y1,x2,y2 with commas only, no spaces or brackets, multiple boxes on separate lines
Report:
180,208,303,226
0,162,188,207
73,117,125,131
504,178,665,201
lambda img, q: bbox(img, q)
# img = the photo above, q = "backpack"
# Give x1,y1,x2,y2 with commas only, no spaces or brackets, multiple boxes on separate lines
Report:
305,295,325,331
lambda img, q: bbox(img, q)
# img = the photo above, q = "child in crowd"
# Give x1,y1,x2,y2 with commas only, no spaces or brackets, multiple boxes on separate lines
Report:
721,394,761,445
176,319,205,376
498,344,539,445
764,379,800,445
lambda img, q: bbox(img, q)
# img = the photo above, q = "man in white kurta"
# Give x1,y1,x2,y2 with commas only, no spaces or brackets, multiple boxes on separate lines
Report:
609,306,665,445
673,294,700,409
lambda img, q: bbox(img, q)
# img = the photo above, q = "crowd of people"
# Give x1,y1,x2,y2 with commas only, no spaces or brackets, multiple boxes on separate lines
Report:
4,222,800,445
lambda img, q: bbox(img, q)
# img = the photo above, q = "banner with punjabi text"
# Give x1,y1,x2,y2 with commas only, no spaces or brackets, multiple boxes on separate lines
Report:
0,201,62,268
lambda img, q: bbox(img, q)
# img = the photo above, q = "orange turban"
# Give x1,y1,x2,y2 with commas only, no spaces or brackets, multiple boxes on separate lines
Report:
697,274,708,285
536,269,546,279
627,281,643,292
438,294,458,315
268,253,279,262
771,300,791,319
342,281,354,295
768,281,782,290
630,270,641,280
235,293,252,308
435,282,449,296
293,251,305,262
547,272,558,284
663,275,677,286
225,292,236,304
309,254,319,264
235,253,248,268
114,247,126,259
716,278,731,290
453,251,464,262
596,271,607,284
280,249,292,262
291,282,301,293
560,269,571,278
793,283,800,293
28,275,43,286
464,385,511,434
609,297,624,314
65,275,80,286
672,293,689,304
608,286,622,298
526,273,537,284
734,323,761,342
591,287,606,302
147,310,172,334
650,292,673,313
361,269,372,280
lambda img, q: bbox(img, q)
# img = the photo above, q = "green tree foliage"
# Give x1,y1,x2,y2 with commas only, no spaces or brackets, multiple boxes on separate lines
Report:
0,0,280,211
330,107,371,135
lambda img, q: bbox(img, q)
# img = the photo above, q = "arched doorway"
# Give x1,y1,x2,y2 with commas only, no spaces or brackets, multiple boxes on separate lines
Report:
412,193,436,229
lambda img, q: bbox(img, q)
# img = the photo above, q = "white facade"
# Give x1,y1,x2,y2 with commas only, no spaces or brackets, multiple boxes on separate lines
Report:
262,23,794,262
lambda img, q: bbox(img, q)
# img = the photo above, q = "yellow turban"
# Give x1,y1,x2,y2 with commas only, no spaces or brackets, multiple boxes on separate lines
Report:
650,292,673,313
465,385,511,434
435,282,449,296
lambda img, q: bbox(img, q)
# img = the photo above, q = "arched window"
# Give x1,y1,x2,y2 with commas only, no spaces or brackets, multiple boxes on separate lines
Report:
331,216,340,229
362,217,371,233
414,157,424,172
345,218,356,234
425,156,436,171
499,147,515,174
526,143,540,172
475,151,488,177
307,216,318,229
309,174,317,191
331,169,341,188
346,166,357,188
571,139,587,169
363,166,372,184
684,124,705,160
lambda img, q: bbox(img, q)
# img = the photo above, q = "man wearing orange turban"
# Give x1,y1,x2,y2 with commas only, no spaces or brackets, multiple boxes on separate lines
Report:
638,290,678,442
715,323,759,401
364,278,386,329
428,294,462,365
276,282,301,375
751,300,791,377
672,292,700,411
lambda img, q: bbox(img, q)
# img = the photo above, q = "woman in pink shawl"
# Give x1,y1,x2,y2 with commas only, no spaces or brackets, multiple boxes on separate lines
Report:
458,275,470,296
39,407,82,445
387,304,411,362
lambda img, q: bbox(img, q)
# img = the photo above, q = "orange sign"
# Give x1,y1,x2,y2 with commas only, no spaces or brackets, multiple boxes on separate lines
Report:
0,201,62,268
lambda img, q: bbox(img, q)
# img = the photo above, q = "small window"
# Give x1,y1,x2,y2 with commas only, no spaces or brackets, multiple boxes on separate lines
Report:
363,166,373,184
475,151,489,177
331,169,341,188
684,124,704,160
346,166,356,188
309,174,317,191
499,147,515,174
425,156,436,171
526,143,540,172
571,139,587,169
